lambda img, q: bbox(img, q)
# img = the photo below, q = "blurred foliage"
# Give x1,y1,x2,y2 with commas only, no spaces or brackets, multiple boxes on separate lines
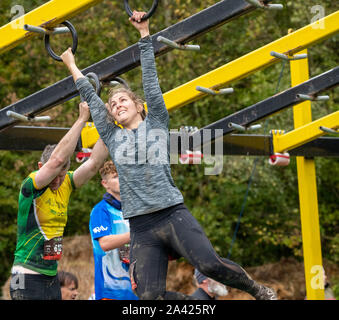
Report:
0,0,338,291
332,277,339,299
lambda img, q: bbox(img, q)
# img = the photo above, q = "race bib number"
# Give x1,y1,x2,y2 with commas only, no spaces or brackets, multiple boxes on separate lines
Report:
43,237,63,260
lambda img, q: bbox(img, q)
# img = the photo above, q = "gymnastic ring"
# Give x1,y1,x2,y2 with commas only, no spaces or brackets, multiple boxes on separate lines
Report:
124,0,159,21
101,76,130,89
80,72,101,102
86,72,102,97
111,77,130,89
44,20,78,62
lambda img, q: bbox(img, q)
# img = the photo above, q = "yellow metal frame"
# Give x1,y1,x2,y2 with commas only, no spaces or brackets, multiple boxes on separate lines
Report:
0,0,103,55
272,111,339,153
289,49,325,300
1,0,337,302
161,10,339,112
82,11,339,153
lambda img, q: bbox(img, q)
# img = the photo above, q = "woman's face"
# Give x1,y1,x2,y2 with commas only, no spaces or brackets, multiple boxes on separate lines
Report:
108,92,142,127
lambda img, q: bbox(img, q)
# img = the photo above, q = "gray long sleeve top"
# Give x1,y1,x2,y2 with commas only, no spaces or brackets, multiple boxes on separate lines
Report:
76,36,183,219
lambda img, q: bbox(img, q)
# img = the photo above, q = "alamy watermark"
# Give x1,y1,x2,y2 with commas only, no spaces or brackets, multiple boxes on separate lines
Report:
10,273,25,290
10,4,25,29
310,265,325,290
311,5,325,29
111,127,224,175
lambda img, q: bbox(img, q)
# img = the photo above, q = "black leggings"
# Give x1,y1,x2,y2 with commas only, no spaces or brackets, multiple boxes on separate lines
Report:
129,204,259,300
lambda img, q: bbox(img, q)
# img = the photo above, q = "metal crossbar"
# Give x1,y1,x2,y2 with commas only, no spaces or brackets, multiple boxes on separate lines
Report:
187,67,339,150
0,0,267,131
1,125,338,157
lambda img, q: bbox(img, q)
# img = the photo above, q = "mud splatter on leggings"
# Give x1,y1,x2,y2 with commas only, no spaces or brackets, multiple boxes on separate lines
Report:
129,203,260,300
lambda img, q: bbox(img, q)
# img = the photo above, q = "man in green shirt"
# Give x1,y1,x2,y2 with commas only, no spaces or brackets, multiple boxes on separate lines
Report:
10,101,108,300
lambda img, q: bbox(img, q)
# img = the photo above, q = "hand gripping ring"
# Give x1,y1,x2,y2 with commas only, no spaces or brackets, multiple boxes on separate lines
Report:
80,72,102,102
124,0,159,21
86,72,102,97
44,20,78,62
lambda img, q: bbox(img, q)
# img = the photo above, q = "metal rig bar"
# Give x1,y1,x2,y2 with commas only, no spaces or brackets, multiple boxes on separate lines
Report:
272,111,339,153
228,122,262,131
1,6,338,133
1,126,338,157
245,0,283,10
0,0,103,55
161,10,338,112
196,86,234,95
270,51,308,61
157,36,200,51
6,110,51,123
218,135,339,157
296,94,330,101
319,126,339,134
23,24,70,35
0,0,270,131
189,67,339,150
0,126,81,151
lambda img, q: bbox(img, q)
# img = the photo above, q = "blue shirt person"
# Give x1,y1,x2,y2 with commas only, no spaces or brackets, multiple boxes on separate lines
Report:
89,161,138,300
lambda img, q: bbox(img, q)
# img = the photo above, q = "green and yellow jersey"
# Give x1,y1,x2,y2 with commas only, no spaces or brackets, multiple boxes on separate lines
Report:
13,171,75,276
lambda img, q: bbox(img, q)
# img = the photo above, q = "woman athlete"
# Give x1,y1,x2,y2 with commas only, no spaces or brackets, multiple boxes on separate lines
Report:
61,11,277,300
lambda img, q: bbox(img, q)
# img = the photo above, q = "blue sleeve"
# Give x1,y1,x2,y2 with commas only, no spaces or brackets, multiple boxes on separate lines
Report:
89,203,112,240
138,36,169,127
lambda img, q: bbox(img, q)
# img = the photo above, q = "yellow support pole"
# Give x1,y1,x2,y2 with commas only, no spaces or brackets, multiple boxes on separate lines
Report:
272,111,339,153
289,49,325,300
0,0,103,55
